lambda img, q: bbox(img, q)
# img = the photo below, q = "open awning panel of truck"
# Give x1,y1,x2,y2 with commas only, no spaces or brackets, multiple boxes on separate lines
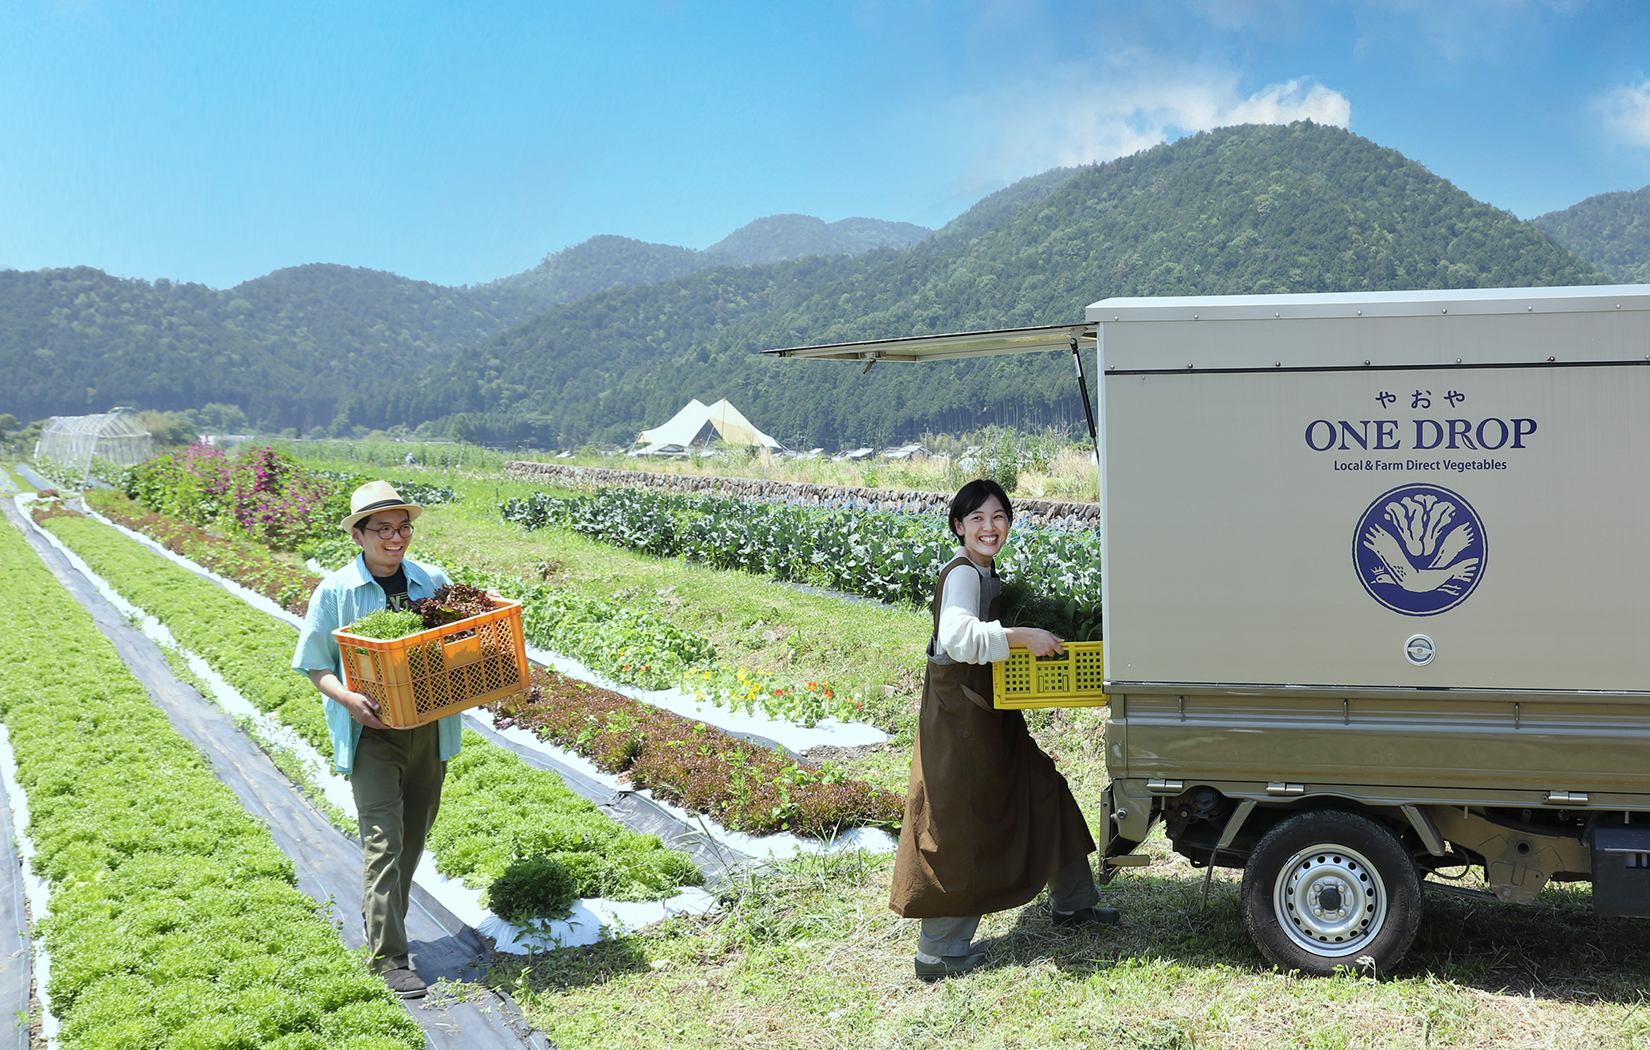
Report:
761,322,1095,363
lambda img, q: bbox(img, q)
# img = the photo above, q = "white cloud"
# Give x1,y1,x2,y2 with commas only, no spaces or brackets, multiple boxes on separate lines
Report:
974,67,1351,180
1595,80,1650,151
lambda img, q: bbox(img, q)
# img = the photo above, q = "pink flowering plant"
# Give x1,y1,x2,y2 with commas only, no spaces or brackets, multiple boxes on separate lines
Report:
124,444,348,552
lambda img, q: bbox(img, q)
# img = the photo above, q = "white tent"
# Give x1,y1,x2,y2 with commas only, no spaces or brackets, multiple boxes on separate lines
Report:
631,398,782,456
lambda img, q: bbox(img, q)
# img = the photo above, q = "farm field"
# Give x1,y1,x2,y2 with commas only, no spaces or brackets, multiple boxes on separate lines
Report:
279,431,1104,504
5,448,1650,1048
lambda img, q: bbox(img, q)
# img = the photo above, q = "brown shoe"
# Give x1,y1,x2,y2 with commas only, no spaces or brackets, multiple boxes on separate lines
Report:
382,967,427,999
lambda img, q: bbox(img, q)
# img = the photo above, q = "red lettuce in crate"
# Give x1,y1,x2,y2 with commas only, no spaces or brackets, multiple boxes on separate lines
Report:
413,583,495,629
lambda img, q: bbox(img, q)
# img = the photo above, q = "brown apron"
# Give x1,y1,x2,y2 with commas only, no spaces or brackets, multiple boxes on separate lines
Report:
888,556,1096,919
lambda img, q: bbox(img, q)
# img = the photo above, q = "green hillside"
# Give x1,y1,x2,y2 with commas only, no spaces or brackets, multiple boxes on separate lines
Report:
388,122,1603,449
1,123,1604,444
485,235,712,311
0,267,309,426
0,264,530,430
0,215,954,430
1532,185,1650,282
705,215,932,265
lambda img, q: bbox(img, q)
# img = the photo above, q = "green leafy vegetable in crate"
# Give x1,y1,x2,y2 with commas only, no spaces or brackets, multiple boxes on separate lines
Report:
345,609,427,640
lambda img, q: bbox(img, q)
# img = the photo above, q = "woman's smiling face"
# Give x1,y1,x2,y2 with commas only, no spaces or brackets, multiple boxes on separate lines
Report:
954,495,1008,566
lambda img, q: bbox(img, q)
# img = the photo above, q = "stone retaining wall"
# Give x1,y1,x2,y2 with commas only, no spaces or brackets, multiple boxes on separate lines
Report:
502,461,1101,527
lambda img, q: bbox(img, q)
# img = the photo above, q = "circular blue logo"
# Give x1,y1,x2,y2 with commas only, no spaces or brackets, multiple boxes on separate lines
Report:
1353,483,1487,617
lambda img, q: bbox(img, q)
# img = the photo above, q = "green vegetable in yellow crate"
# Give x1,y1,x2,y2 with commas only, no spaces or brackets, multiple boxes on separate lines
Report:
888,480,1119,983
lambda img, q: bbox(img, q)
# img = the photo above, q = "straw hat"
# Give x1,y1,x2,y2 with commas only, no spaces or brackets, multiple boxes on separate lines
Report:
340,480,423,534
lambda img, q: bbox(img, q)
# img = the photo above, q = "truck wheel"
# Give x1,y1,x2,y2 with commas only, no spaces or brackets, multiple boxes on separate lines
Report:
1240,810,1422,976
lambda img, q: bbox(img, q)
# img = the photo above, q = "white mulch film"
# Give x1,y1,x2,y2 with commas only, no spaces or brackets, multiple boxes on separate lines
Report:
0,725,58,1049
25,496,896,951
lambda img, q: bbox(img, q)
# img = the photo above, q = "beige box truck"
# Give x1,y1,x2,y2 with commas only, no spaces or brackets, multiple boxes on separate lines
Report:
772,284,1650,974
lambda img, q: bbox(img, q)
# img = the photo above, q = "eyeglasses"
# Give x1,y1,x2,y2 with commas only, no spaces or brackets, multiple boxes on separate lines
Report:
366,523,415,540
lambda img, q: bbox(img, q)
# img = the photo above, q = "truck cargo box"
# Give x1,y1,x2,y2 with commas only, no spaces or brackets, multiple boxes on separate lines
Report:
1091,285,1650,695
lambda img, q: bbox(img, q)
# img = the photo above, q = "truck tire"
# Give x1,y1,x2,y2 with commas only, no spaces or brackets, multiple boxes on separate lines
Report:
1240,810,1422,976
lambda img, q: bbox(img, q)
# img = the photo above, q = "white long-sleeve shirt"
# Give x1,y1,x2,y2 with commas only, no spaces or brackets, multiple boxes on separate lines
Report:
934,553,1009,665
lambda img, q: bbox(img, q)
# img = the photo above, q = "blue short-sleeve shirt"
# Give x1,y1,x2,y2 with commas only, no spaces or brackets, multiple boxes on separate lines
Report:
291,552,463,773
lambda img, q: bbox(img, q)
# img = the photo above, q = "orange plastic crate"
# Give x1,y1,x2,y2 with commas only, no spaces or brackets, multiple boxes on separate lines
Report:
333,599,530,729
992,641,1108,710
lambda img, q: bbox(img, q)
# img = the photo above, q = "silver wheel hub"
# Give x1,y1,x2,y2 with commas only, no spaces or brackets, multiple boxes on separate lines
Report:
1273,842,1387,958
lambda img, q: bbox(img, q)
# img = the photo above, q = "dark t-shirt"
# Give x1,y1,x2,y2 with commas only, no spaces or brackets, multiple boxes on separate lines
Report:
372,567,411,611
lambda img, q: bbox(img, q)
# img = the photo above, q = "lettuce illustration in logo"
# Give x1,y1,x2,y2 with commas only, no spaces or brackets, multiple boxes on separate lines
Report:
1354,484,1487,616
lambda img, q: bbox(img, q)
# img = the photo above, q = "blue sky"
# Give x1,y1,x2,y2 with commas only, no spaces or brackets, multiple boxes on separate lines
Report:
4,0,1648,289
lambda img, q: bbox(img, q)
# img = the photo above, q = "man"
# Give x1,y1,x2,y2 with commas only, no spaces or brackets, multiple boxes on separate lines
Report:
291,480,464,999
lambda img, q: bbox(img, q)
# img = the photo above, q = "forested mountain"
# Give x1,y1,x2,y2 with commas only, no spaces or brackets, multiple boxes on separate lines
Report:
1532,185,1650,282
705,215,932,265
0,264,532,428
484,236,710,310
0,267,309,425
482,215,937,307
0,212,955,429
1,123,1604,444
384,122,1603,449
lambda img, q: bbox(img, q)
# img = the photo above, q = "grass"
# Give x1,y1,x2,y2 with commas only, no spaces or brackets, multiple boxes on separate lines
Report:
0,461,31,492
495,841,1650,1050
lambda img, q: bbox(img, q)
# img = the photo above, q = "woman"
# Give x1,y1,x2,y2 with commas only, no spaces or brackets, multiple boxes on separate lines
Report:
889,479,1117,981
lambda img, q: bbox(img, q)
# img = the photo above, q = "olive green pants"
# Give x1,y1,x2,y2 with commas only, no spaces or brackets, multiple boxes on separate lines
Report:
353,723,446,974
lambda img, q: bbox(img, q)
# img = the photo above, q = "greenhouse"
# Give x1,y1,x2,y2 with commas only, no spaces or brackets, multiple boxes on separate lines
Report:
33,407,153,483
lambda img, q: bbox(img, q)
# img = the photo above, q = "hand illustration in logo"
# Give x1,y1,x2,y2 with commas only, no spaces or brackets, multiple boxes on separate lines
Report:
1353,484,1486,616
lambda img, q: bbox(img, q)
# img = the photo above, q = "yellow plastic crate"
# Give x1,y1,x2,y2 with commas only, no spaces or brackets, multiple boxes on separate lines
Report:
992,641,1107,709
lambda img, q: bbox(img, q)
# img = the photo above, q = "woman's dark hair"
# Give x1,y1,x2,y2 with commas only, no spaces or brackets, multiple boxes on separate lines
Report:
948,479,1013,541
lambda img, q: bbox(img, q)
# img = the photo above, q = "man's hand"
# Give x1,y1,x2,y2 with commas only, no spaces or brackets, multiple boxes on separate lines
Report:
308,668,390,730
338,688,390,730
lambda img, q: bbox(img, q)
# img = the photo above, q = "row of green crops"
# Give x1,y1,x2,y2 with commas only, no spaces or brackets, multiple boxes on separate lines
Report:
87,491,323,615
500,488,1105,640
118,445,341,552
444,566,719,692
0,514,425,1049
34,510,701,904
114,443,457,559
104,450,884,721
